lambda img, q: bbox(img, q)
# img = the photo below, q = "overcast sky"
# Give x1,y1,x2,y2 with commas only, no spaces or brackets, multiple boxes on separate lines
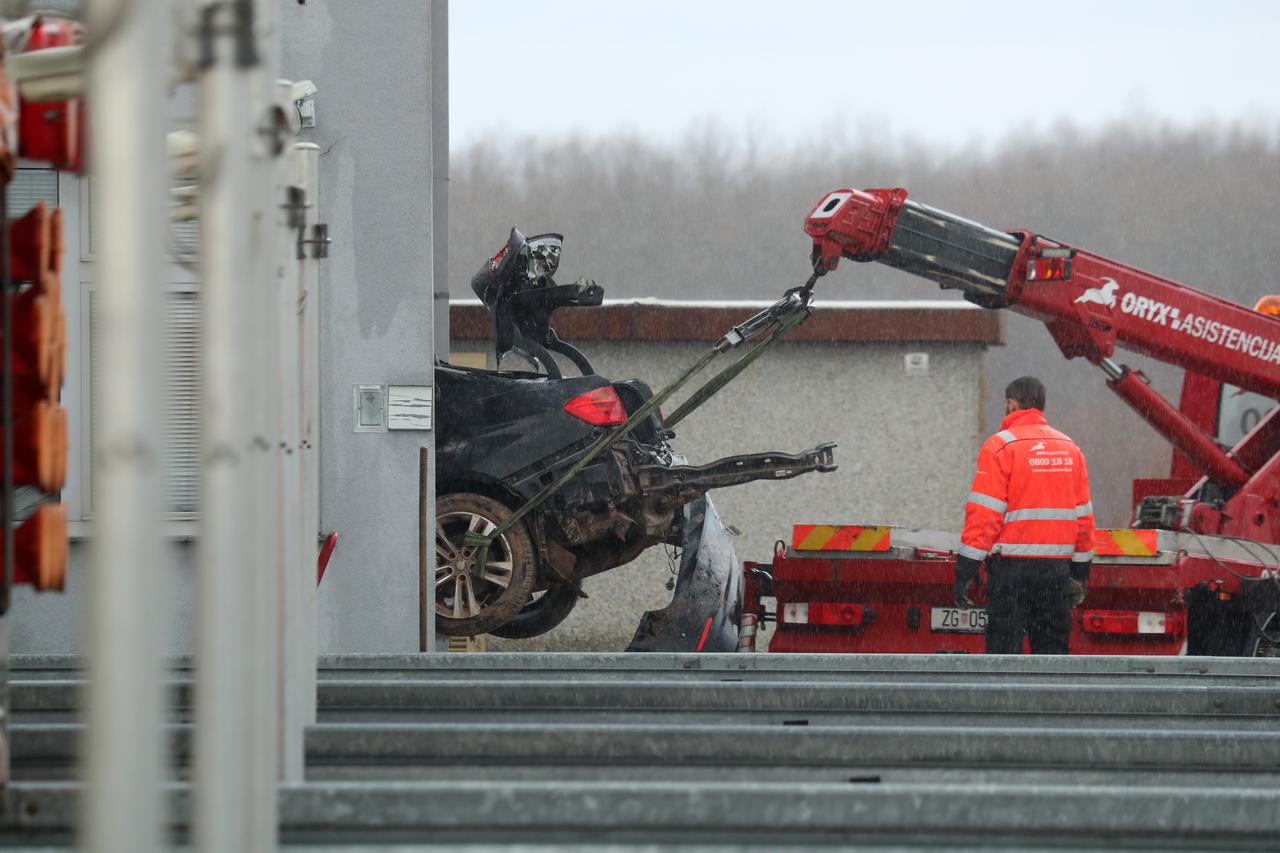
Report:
450,0,1279,152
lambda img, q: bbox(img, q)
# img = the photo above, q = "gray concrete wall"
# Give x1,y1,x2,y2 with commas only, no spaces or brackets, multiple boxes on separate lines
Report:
11,542,195,654
282,0,437,653
447,334,990,652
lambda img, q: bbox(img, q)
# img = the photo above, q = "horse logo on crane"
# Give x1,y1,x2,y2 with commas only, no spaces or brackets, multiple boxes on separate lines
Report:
1074,278,1119,308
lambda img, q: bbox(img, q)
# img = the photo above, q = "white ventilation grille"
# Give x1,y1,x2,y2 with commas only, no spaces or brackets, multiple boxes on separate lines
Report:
6,168,58,217
88,289,201,517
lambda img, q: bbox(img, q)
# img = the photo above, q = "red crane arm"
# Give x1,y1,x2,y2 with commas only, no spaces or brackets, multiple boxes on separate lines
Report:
805,187,1280,399
804,187,1280,539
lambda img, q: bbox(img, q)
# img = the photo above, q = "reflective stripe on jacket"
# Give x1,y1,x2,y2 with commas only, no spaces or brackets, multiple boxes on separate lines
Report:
960,408,1095,564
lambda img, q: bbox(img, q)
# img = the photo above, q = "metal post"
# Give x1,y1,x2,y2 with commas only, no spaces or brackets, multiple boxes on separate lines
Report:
81,0,168,850
430,0,449,361
419,447,428,652
295,142,321,722
426,0,448,653
193,0,278,848
276,132,305,782
246,0,281,838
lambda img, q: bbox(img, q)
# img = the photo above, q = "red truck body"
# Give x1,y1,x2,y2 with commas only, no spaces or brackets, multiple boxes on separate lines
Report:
750,525,1280,656
743,187,1280,658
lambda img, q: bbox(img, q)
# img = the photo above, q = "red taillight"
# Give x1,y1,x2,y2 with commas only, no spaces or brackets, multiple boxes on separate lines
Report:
563,387,627,426
488,244,507,271
1081,609,1185,636
781,602,868,626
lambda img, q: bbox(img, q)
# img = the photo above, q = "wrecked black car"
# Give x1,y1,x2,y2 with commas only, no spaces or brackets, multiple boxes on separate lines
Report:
434,228,835,643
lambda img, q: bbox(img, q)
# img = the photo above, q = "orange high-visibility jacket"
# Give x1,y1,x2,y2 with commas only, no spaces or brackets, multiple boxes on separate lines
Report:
960,408,1095,566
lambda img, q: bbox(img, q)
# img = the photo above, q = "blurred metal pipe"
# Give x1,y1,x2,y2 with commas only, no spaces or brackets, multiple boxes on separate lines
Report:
295,142,320,725
80,0,168,851
192,0,276,848
245,0,282,839
275,133,305,783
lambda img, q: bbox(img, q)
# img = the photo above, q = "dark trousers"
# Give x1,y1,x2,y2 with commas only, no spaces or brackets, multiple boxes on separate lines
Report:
984,557,1071,655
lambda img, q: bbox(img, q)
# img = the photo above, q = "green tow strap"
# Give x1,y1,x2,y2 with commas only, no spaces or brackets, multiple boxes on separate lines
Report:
663,308,808,429
463,291,814,580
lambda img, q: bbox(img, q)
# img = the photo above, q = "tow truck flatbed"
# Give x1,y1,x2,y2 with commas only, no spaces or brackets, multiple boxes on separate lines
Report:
748,526,1280,656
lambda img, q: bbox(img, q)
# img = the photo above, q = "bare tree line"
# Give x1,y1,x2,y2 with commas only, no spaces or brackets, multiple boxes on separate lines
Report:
450,120,1280,526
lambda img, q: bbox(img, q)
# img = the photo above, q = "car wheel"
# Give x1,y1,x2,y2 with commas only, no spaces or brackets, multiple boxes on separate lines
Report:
489,582,581,640
435,493,536,637
1244,612,1280,657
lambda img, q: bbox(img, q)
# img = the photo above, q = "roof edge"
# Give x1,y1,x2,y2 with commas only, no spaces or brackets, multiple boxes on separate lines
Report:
449,301,1005,346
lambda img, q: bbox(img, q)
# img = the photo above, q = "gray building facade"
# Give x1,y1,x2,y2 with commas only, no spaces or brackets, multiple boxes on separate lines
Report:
9,0,445,655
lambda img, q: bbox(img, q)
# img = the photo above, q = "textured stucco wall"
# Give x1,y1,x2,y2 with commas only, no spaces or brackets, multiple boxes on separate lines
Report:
448,335,991,652
282,0,437,653
10,542,195,653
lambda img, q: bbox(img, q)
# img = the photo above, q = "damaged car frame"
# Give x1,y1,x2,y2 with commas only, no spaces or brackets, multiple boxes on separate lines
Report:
435,228,836,645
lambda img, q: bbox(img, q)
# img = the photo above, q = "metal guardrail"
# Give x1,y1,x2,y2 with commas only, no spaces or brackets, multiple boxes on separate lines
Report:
12,720,1280,771
13,651,1280,676
4,653,1280,847
7,780,1280,848
12,678,1280,717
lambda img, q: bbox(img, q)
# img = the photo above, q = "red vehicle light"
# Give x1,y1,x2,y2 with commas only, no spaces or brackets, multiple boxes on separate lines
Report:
1028,256,1071,281
1255,295,1280,316
488,244,507,271
563,387,627,426
781,602,867,626
1081,609,1185,636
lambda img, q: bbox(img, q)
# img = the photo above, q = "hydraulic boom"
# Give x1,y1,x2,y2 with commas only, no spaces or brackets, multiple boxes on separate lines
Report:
804,187,1280,543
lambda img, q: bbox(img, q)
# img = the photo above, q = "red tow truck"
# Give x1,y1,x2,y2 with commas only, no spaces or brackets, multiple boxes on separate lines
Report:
740,187,1280,657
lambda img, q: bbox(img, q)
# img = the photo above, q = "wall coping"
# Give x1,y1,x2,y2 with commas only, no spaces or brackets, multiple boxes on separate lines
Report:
450,298,1005,345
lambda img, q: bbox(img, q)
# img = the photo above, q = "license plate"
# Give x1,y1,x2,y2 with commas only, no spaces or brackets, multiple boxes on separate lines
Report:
930,607,987,633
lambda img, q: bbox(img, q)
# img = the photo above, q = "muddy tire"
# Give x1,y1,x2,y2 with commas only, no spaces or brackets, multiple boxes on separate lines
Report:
435,493,536,637
489,582,581,640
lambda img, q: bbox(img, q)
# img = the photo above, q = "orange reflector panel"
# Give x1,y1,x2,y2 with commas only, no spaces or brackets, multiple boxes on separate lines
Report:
1094,528,1158,557
12,400,65,492
10,290,53,387
792,524,891,552
10,503,67,592
8,201,52,283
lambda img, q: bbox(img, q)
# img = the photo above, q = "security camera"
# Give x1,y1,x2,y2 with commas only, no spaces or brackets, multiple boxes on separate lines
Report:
290,79,318,129
290,79,318,102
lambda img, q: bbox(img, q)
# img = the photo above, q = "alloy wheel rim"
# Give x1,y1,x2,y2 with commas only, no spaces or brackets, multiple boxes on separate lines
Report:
435,510,516,620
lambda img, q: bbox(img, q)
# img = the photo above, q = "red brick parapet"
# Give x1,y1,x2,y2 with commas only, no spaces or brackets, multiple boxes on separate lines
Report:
450,299,1005,346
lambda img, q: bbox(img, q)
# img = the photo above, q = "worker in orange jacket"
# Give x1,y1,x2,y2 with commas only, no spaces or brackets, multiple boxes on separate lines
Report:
954,376,1095,654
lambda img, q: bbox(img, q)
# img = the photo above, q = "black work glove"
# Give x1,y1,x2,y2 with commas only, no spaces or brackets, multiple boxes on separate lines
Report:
1066,578,1087,609
1066,560,1090,609
954,554,982,608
